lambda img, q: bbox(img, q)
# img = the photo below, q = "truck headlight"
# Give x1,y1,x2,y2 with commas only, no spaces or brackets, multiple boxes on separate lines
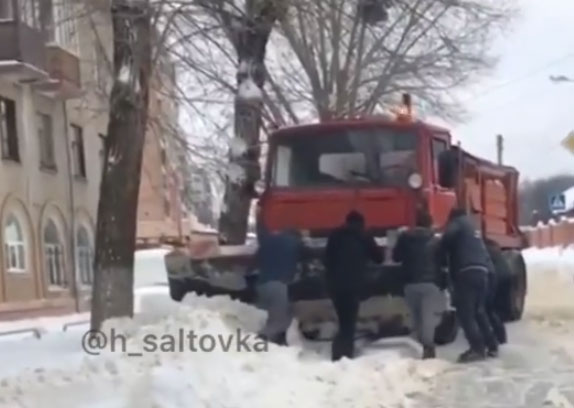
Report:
408,172,423,189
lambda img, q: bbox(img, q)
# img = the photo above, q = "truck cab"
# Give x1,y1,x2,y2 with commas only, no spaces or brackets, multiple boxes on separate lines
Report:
257,114,457,253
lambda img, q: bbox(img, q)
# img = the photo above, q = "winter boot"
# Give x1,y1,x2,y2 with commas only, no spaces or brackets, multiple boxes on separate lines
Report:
422,345,436,359
487,347,499,358
457,349,486,363
270,331,287,346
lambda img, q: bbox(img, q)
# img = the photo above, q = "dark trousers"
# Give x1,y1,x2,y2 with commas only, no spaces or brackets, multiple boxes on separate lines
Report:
486,274,507,344
454,268,498,353
330,290,360,361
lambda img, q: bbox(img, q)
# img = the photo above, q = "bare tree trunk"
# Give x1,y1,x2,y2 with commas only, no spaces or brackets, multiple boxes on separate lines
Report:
91,0,152,331
217,1,283,245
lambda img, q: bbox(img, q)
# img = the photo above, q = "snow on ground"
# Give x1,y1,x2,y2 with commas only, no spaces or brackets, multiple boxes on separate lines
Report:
0,247,573,407
413,247,574,408
522,247,574,336
133,248,170,288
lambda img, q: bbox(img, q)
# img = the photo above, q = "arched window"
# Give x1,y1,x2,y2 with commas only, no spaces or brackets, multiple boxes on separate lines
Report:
3,214,27,273
44,219,66,287
76,226,93,286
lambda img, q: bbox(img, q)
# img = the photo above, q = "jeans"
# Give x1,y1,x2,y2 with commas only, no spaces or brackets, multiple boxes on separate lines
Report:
256,281,293,340
454,268,498,353
330,290,360,361
486,273,507,344
404,282,444,347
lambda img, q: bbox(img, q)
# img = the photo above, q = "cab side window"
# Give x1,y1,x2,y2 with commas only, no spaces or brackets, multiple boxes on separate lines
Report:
432,138,448,184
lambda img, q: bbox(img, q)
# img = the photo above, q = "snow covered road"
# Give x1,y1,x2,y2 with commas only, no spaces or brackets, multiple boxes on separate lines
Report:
0,247,572,408
411,321,574,408
412,247,574,408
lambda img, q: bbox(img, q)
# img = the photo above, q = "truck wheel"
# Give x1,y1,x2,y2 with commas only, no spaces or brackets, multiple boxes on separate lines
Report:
499,251,527,322
434,310,459,345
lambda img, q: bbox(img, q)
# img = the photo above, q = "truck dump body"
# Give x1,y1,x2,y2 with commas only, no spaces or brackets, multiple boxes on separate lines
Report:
451,145,523,249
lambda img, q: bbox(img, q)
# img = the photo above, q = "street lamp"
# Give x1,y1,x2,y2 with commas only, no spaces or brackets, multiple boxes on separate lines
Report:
550,75,574,83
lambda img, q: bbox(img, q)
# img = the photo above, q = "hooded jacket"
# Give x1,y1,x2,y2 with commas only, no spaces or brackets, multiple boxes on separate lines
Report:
392,226,445,287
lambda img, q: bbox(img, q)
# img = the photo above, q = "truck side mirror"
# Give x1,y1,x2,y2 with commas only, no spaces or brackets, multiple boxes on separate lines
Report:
254,179,265,197
438,149,458,189
247,179,265,199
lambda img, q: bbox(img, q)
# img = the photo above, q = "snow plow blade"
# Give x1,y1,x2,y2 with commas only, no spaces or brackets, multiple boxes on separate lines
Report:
164,244,459,344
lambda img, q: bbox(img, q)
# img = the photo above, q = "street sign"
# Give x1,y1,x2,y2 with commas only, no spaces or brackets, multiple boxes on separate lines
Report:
549,193,566,212
560,131,574,156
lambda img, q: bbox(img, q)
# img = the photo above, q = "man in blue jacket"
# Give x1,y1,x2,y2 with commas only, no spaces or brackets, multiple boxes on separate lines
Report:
254,224,308,346
437,208,499,363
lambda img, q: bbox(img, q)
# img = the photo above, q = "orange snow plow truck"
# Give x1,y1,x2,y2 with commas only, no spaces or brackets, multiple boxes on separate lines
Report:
164,97,527,344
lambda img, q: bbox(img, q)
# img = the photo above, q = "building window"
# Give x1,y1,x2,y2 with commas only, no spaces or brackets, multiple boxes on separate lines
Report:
44,219,66,288
0,0,14,20
164,197,171,217
94,44,108,92
98,133,106,172
53,0,79,54
71,124,87,178
38,112,56,170
40,0,55,43
3,214,26,273
0,97,19,162
19,0,36,28
76,226,93,286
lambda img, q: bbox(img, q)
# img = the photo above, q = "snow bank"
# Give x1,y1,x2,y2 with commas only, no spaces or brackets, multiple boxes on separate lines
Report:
0,294,447,408
522,247,574,331
523,246,574,279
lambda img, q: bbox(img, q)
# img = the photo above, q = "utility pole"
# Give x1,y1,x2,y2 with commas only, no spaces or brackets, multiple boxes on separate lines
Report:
496,134,503,165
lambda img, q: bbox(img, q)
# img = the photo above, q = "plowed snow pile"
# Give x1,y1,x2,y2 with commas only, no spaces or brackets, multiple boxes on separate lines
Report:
0,294,446,408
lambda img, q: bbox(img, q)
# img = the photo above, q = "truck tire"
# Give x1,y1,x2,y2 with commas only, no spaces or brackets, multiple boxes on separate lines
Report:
499,251,527,322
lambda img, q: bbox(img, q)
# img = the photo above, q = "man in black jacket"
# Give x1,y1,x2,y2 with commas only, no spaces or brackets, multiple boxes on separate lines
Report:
392,211,446,359
323,210,383,361
437,208,499,363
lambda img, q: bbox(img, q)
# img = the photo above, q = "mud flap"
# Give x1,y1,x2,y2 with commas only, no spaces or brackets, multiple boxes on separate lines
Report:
434,309,458,345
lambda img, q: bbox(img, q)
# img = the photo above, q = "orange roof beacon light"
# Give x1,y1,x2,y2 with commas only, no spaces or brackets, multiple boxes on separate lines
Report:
391,93,413,122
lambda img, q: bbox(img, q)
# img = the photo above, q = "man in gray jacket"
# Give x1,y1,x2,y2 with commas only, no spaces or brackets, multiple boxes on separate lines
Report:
393,211,446,359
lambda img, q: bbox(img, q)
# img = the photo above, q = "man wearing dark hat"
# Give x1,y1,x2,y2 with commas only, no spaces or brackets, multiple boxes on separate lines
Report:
323,210,383,361
437,207,499,363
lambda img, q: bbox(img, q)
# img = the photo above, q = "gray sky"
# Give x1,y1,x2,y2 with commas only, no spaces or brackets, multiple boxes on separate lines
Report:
437,0,574,181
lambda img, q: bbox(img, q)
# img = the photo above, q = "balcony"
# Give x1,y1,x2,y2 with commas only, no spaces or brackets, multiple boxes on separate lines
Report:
34,44,82,99
0,18,48,82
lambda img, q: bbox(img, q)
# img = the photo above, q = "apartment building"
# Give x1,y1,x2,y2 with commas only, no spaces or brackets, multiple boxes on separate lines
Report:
0,0,188,319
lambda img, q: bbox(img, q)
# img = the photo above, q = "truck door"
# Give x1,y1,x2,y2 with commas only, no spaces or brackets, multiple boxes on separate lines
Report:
430,134,457,227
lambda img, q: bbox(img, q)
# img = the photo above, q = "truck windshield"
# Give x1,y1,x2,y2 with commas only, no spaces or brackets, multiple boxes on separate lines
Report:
271,127,417,188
